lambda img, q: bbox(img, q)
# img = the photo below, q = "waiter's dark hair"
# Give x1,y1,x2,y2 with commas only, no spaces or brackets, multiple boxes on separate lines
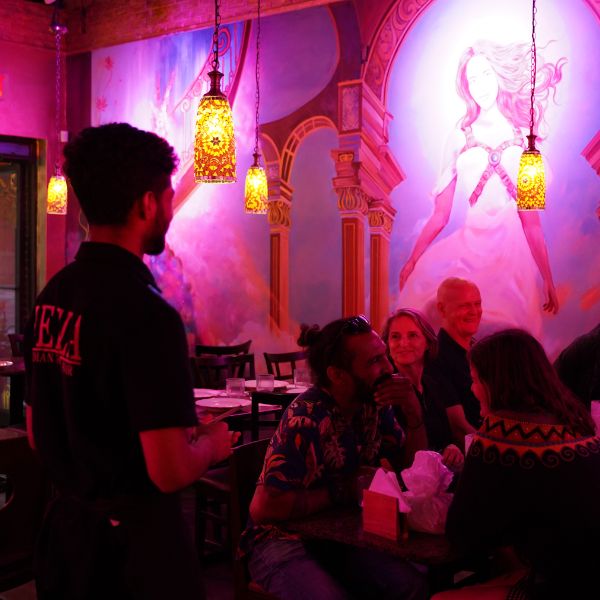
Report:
298,316,372,388
469,329,595,436
63,122,178,226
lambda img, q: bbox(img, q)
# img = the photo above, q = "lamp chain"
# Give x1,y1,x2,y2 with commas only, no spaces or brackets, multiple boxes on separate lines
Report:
529,0,537,136
254,0,261,155
212,0,221,72
54,27,63,166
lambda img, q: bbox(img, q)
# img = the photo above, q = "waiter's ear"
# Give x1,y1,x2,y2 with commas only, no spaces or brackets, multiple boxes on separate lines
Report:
137,191,157,221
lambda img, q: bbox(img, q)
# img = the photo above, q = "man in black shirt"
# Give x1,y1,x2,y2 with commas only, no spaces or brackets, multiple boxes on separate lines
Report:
25,123,233,599
428,277,483,446
554,323,600,410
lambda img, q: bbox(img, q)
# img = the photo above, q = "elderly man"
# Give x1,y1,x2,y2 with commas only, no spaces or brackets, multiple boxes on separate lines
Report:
242,316,428,600
25,123,234,599
428,278,483,443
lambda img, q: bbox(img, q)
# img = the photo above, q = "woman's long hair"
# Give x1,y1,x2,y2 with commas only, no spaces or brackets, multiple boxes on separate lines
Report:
469,329,595,436
381,308,438,371
456,40,566,137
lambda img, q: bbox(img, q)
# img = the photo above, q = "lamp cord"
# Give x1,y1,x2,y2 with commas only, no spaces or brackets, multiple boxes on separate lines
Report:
529,0,537,137
254,0,261,155
54,27,63,169
212,0,221,72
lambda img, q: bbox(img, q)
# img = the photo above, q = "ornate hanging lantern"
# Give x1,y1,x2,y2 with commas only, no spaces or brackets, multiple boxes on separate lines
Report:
194,0,236,183
244,0,268,213
47,8,68,215
517,0,545,211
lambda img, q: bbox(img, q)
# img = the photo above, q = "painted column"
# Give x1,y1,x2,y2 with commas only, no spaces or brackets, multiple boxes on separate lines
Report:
332,150,369,317
267,177,293,332
368,200,396,333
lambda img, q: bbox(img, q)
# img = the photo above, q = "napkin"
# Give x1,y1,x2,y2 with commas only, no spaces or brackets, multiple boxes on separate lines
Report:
367,468,411,513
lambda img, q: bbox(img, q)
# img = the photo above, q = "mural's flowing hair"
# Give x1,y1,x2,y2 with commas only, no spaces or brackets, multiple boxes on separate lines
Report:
456,40,566,138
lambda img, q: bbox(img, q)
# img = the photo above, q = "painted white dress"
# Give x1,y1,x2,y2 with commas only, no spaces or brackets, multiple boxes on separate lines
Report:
399,125,543,338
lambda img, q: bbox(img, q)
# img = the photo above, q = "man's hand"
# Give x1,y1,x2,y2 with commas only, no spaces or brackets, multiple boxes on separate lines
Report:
441,444,464,472
193,421,237,465
374,374,423,427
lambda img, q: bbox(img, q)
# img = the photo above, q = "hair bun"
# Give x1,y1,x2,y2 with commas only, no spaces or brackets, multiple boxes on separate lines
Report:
297,324,321,348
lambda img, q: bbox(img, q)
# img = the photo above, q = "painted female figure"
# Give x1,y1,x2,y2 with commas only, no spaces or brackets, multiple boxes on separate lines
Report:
398,41,565,337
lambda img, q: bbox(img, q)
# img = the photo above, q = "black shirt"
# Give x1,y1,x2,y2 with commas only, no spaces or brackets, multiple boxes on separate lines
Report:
554,323,600,410
393,369,456,452
25,242,197,500
428,328,482,428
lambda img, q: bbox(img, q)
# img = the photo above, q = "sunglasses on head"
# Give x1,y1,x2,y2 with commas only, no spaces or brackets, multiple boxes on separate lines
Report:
327,315,371,365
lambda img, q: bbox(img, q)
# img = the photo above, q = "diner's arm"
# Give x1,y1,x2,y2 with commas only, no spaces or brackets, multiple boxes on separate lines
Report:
250,483,332,524
519,211,559,314
140,421,232,493
446,405,476,450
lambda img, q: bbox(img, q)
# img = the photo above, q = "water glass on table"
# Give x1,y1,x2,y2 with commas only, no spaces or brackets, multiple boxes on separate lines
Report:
226,377,246,398
256,374,275,392
293,367,311,388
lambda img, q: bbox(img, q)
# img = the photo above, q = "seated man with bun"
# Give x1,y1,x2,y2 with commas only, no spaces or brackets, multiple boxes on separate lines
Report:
242,316,428,600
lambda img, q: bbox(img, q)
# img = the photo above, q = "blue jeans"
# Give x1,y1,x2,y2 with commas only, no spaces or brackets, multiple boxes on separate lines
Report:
248,538,428,600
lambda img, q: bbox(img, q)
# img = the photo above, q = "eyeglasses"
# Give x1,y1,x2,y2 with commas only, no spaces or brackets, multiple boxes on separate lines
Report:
327,315,371,365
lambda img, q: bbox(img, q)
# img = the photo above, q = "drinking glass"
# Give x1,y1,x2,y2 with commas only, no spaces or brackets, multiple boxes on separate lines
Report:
256,374,275,392
293,367,311,388
226,377,246,398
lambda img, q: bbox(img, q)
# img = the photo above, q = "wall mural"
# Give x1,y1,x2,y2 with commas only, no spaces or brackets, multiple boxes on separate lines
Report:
90,7,340,354
88,0,599,357
389,0,600,355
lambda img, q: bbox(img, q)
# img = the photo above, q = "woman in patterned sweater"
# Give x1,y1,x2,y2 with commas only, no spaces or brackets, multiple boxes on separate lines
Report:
433,329,600,600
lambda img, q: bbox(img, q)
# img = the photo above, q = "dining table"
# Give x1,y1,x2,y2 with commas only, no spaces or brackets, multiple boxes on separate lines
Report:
0,357,25,425
285,505,461,567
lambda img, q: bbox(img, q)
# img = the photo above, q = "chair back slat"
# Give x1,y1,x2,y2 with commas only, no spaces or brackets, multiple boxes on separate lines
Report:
8,334,24,358
195,340,251,357
190,354,256,389
250,391,299,441
263,350,307,381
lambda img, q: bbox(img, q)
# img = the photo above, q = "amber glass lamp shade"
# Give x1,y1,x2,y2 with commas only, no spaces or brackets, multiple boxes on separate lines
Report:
194,70,236,183
517,135,545,211
47,171,68,215
244,153,268,214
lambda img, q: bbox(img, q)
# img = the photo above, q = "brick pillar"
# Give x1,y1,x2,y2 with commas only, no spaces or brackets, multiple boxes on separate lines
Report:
368,200,396,333
267,179,293,332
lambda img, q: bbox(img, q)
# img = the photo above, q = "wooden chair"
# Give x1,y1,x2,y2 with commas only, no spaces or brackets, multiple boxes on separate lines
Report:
195,340,252,357
8,334,24,358
0,428,50,592
250,391,299,441
263,351,307,382
190,354,256,389
229,438,277,600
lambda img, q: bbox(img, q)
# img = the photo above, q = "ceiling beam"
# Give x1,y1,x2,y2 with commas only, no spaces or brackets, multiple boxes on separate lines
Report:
63,0,346,54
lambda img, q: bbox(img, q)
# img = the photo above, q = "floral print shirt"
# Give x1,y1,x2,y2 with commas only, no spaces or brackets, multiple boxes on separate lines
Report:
240,386,405,554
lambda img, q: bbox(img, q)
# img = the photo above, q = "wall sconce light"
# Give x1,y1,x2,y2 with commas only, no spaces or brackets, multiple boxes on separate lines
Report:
194,0,237,183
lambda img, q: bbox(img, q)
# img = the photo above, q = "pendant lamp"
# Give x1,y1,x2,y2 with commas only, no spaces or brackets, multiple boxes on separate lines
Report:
47,7,68,215
516,0,545,210
194,0,237,183
244,0,268,214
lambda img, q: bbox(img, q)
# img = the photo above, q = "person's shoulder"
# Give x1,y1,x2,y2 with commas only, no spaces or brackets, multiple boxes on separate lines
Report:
283,388,331,425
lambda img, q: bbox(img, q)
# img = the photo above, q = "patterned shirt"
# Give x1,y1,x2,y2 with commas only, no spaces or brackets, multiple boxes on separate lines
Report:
240,386,405,554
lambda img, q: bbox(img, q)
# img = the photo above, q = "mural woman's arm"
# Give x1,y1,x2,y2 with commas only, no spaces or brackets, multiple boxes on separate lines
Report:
518,211,559,314
399,177,457,290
